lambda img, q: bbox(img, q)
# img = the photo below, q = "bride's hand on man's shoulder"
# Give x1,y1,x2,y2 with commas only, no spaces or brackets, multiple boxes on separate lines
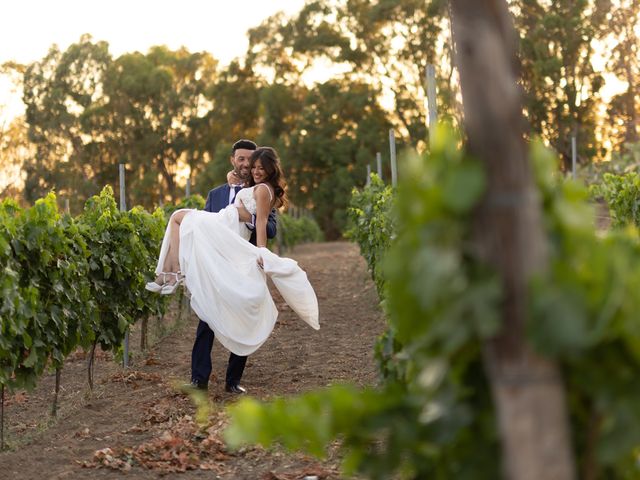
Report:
227,170,242,185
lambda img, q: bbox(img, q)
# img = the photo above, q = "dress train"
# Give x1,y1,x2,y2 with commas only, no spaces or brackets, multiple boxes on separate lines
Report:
154,205,319,356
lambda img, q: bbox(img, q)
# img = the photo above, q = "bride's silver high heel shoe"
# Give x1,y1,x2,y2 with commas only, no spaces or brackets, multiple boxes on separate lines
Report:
160,272,184,295
145,272,170,293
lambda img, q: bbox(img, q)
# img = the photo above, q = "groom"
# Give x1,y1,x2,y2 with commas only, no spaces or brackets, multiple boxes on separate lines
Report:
187,139,277,394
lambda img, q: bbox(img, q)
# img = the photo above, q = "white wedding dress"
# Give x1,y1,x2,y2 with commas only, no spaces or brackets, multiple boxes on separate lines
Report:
154,185,319,356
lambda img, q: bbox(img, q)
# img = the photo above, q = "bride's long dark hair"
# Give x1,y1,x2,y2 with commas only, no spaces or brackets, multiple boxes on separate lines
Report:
249,147,288,208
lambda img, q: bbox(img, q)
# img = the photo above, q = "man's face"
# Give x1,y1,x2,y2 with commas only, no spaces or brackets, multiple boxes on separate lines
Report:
230,148,253,182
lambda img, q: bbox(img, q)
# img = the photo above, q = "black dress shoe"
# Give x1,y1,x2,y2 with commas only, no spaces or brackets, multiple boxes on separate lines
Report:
181,380,208,392
225,384,247,394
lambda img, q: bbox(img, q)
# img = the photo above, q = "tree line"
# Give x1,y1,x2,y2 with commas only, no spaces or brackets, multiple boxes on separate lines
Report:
1,0,639,237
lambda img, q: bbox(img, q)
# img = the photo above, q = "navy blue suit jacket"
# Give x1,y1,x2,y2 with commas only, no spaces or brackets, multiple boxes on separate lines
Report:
204,184,277,245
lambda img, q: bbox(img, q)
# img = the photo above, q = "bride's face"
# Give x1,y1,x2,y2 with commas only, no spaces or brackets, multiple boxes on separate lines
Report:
251,159,267,184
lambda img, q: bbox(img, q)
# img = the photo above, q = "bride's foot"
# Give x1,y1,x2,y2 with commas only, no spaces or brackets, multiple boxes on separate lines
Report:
160,272,184,295
145,272,174,293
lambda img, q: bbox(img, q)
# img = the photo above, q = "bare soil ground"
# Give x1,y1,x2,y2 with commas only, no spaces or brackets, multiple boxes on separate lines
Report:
0,241,385,479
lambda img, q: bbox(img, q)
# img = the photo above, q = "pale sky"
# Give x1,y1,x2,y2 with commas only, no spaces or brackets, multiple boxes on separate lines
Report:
0,0,306,119
0,1,628,122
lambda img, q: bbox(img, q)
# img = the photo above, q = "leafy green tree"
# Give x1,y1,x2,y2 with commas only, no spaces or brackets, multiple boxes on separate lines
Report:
0,115,31,199
333,0,452,139
256,83,306,149
86,46,219,206
513,0,612,166
285,80,392,238
239,0,467,236
193,61,262,195
21,35,221,210
22,35,112,208
605,0,640,149
245,0,451,143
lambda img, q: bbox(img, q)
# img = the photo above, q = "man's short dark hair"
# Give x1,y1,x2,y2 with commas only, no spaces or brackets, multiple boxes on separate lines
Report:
232,139,257,155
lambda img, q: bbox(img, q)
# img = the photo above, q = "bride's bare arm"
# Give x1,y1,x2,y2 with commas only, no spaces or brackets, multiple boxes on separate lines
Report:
227,170,243,185
254,185,273,248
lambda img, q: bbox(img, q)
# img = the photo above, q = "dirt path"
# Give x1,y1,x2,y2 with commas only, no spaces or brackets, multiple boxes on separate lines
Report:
0,242,385,479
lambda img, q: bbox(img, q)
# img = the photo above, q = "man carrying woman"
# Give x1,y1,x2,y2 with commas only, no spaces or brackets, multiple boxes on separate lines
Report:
146,140,319,394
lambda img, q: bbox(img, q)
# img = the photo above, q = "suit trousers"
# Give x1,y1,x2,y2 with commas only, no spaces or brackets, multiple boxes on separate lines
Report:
191,319,247,387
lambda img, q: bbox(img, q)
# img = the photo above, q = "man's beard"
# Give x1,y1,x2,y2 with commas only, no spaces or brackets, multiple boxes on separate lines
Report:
235,168,250,182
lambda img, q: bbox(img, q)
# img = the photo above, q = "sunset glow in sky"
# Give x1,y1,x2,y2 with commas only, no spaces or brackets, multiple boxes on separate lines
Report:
0,0,305,119
0,0,630,122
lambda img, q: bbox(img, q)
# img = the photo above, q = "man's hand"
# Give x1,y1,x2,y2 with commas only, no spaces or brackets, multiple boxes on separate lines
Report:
236,203,252,222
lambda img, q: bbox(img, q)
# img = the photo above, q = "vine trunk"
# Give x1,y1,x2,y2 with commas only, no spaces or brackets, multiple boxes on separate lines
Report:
451,0,576,478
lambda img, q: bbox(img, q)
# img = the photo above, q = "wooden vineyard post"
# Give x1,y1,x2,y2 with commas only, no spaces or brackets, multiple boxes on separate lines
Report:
1,384,4,450
140,317,148,351
276,215,285,255
51,367,61,417
425,63,438,146
389,129,398,188
87,341,97,391
119,163,130,368
571,134,577,179
177,291,185,324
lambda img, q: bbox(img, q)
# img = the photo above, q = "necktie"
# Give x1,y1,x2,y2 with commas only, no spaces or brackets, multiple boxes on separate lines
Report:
230,185,242,204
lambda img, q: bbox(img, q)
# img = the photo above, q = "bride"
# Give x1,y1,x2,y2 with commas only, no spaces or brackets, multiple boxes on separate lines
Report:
146,147,319,356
